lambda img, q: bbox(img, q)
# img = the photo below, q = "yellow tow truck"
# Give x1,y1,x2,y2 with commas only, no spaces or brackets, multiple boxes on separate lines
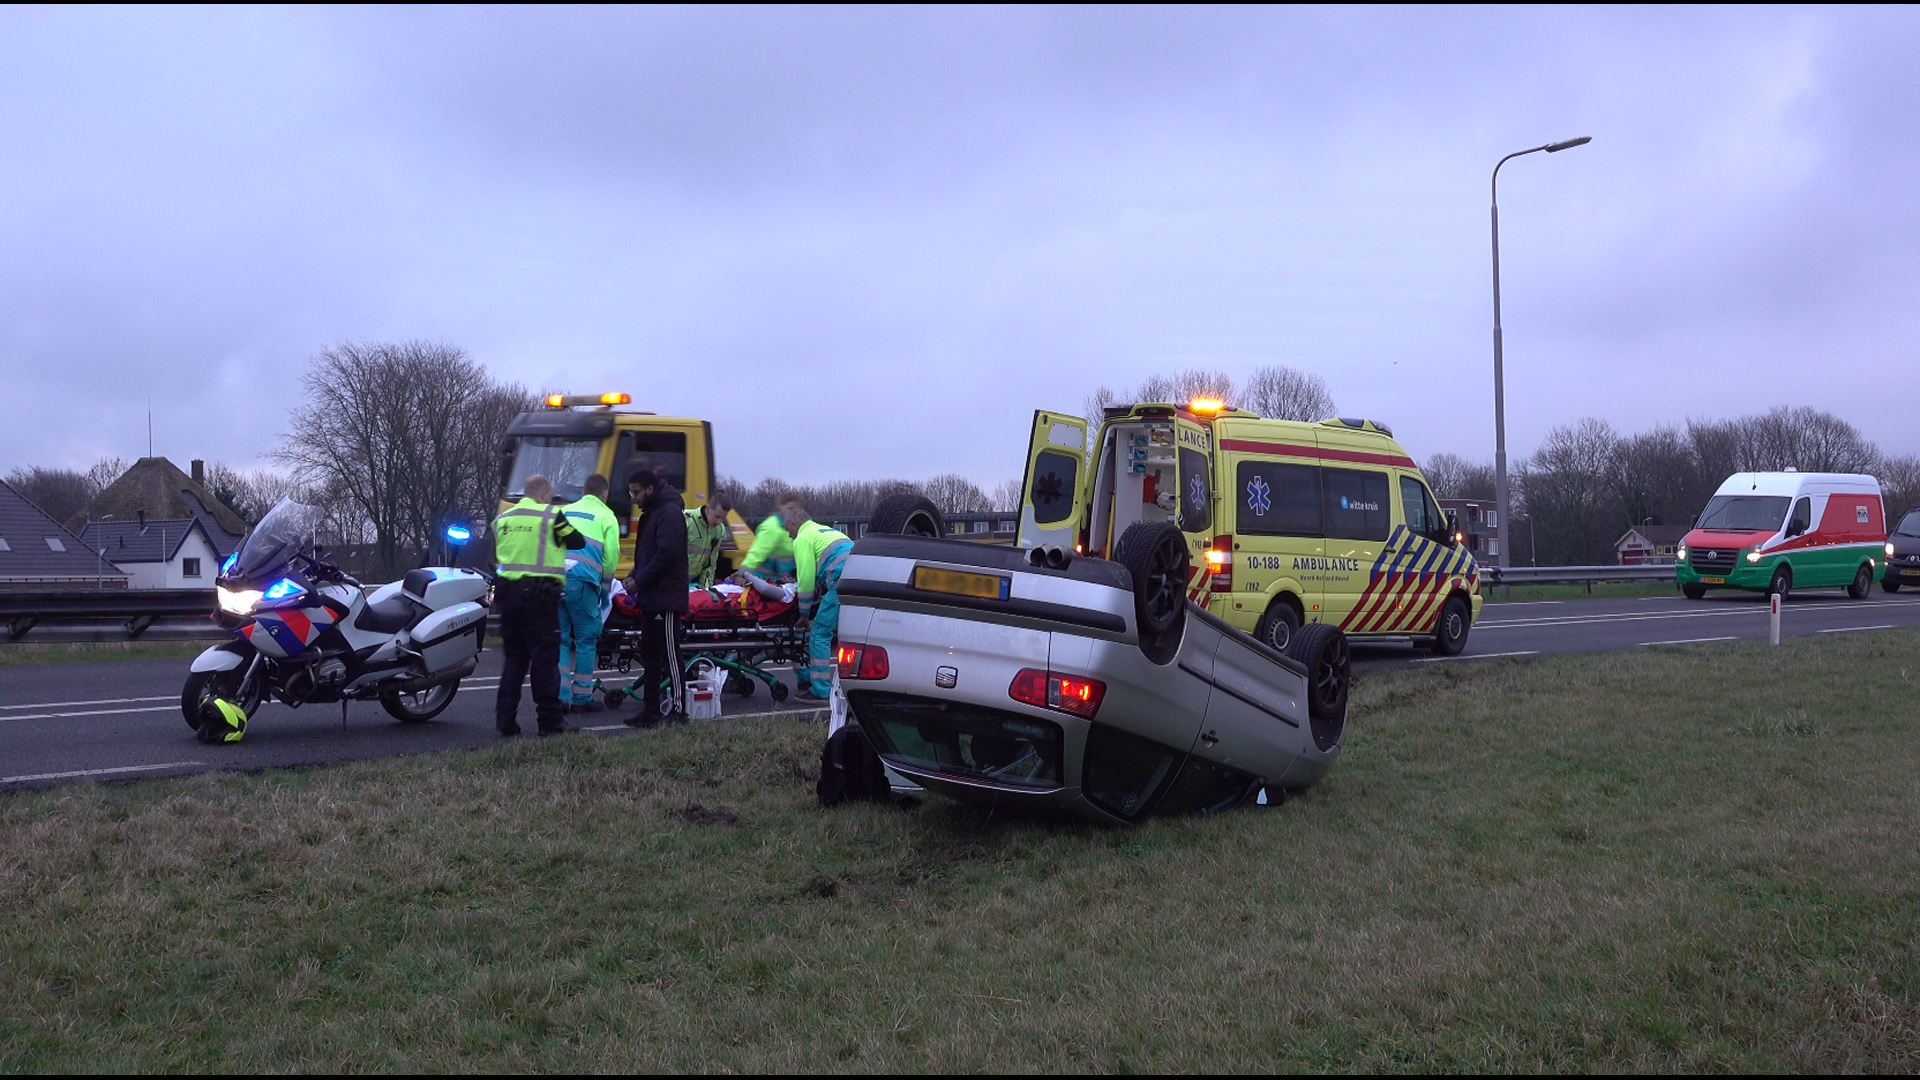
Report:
497,393,754,576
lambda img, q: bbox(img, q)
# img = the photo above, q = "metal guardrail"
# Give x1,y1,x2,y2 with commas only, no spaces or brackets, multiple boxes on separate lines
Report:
1482,564,1676,586
1,589,219,642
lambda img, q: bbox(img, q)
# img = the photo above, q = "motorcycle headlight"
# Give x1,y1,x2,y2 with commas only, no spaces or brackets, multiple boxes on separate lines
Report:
218,587,264,615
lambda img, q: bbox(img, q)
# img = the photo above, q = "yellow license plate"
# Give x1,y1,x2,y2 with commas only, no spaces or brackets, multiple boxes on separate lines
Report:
1700,576,1725,584
911,566,1010,600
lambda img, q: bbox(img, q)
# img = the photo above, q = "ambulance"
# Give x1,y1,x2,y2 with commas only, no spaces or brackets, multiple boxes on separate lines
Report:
1676,472,1887,600
498,393,754,577
1015,402,1481,655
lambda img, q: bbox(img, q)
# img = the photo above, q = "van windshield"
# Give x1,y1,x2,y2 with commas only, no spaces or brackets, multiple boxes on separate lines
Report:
1696,495,1790,532
1897,510,1920,538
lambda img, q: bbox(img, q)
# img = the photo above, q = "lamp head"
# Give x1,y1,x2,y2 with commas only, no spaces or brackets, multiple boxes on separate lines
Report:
1544,136,1592,153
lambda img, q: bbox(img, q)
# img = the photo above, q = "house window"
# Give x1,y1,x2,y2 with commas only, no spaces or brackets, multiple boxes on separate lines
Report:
183,557,202,578
1486,510,1498,529
972,520,988,533
996,519,1014,533
1487,539,1500,557
45,537,66,552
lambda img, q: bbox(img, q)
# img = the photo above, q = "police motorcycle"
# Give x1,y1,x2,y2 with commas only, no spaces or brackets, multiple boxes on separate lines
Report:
182,499,490,743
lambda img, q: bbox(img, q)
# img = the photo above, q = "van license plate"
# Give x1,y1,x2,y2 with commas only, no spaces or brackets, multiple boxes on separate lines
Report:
1699,576,1725,584
911,566,1011,600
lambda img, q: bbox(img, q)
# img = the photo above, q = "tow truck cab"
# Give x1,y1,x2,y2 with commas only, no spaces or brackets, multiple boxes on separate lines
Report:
498,393,752,578
1016,402,1481,654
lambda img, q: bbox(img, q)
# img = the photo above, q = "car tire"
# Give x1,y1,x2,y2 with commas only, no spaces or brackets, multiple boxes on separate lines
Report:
1682,584,1706,600
1885,580,1903,593
1113,521,1190,664
1427,595,1471,656
1286,622,1350,750
1847,563,1873,600
1255,600,1301,653
869,494,945,538
1768,565,1792,601
381,681,456,722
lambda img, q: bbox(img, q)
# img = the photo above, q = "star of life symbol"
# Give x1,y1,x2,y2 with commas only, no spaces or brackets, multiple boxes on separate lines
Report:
1246,475,1271,516
1189,474,1206,509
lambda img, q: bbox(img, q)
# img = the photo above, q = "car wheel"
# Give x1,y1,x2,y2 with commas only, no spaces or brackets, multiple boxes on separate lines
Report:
381,681,456,722
1114,521,1190,665
869,493,945,538
1885,580,1903,593
1427,595,1471,656
1847,563,1873,600
1682,584,1706,600
1286,622,1350,751
1768,565,1792,601
1255,601,1301,653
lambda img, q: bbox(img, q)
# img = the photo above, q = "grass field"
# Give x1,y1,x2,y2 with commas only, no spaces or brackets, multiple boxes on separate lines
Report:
0,640,214,665
4,632,1920,1070
1481,580,1681,603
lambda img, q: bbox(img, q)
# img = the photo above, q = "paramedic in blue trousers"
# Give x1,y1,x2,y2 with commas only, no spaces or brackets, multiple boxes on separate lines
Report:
558,472,620,713
784,499,854,703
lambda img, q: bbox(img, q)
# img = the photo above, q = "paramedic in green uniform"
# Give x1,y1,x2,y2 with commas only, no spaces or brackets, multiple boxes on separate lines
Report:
786,501,854,702
558,473,621,712
738,492,801,581
685,491,733,588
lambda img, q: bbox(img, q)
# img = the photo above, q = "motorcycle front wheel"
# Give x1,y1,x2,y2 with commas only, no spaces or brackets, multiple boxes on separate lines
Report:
180,666,265,730
381,681,457,723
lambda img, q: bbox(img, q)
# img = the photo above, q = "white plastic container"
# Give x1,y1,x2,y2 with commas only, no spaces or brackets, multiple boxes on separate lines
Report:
686,661,723,720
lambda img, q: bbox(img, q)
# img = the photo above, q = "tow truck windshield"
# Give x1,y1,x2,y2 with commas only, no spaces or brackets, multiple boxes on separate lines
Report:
1697,495,1790,532
506,437,600,501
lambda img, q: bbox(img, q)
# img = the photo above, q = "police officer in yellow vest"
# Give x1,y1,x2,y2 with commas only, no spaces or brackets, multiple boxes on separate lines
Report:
558,473,621,712
492,473,586,736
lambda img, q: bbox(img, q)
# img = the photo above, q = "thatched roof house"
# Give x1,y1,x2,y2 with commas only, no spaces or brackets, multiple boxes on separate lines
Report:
68,457,249,557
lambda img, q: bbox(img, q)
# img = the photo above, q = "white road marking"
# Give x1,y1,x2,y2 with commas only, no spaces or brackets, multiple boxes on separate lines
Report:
583,723,628,732
3,761,201,784
1411,650,1539,663
1816,625,1896,635
3,705,181,722
0,695,176,711
1481,600,1566,607
1640,636,1738,646
1478,597,1920,631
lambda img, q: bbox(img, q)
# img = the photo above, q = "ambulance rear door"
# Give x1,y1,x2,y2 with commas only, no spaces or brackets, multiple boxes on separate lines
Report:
1173,416,1216,603
1017,411,1089,549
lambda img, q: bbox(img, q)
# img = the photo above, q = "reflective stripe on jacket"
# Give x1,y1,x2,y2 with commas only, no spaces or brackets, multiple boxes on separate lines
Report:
794,520,853,609
685,507,728,588
562,494,621,581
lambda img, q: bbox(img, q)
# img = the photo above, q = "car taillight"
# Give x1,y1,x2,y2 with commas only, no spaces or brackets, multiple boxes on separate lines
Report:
1008,667,1105,719
836,643,890,680
1207,534,1233,592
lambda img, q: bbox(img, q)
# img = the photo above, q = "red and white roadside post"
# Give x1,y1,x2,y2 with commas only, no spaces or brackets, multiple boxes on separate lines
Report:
1770,591,1781,646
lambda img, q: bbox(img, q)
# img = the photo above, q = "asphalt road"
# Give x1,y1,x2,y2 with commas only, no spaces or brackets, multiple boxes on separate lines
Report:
4,588,1918,790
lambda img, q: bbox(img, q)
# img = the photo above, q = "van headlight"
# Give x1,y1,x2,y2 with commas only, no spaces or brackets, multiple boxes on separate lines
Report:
1890,542,1898,558
1677,544,1687,560
218,587,263,615
1745,550,1762,563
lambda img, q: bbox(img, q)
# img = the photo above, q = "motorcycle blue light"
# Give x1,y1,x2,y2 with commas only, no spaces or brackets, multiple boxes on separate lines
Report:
221,553,238,575
445,523,472,545
263,577,305,602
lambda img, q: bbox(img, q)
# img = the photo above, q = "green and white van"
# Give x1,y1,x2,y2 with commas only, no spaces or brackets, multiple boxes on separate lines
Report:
1676,471,1887,600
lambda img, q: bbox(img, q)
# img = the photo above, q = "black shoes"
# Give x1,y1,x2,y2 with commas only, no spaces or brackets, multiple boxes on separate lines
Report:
537,724,574,737
792,686,827,703
570,700,604,714
498,725,521,737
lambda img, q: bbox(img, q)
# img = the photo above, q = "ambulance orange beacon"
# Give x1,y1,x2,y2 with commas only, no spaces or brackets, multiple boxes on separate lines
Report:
1013,401,1483,656
1676,471,1889,601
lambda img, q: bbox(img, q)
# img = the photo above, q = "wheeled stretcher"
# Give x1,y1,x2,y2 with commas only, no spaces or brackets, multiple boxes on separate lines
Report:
594,580,805,709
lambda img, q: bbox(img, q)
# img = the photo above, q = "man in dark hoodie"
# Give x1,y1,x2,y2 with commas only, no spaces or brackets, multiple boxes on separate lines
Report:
623,469,690,726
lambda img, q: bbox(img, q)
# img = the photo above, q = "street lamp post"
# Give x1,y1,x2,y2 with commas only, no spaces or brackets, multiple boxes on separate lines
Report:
1491,135,1590,571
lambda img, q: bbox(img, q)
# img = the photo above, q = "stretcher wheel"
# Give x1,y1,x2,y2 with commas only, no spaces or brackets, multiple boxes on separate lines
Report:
602,687,626,708
724,673,755,697
770,681,790,703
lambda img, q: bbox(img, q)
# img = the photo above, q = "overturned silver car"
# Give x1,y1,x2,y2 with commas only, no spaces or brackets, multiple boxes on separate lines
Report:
834,521,1349,824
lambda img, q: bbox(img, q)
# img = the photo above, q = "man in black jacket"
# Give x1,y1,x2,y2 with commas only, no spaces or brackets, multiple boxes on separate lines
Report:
623,469,690,726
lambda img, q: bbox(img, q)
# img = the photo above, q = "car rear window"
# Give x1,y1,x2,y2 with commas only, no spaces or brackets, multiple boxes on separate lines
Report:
851,691,1063,789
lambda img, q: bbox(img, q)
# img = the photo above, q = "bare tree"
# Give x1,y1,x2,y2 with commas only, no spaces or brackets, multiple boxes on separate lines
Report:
1241,365,1335,421
205,462,298,526
1880,454,1920,518
1421,453,1496,501
990,478,1024,512
274,340,535,579
1518,419,1622,565
5,456,127,523
921,473,992,514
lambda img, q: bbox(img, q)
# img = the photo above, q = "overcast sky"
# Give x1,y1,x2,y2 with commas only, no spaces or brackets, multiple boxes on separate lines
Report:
3,6,1917,489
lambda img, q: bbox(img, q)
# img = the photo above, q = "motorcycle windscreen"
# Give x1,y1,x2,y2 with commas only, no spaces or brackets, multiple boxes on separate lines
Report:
1016,411,1088,550
233,499,327,579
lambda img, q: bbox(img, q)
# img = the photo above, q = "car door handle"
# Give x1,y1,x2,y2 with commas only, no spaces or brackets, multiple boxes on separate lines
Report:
1200,729,1219,747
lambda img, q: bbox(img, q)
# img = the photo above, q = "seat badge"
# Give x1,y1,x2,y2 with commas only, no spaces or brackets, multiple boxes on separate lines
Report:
934,666,958,689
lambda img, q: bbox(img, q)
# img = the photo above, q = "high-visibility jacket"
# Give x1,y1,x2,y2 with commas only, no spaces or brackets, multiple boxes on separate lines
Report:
685,507,728,588
561,494,621,584
493,498,580,581
793,519,853,611
739,513,794,574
